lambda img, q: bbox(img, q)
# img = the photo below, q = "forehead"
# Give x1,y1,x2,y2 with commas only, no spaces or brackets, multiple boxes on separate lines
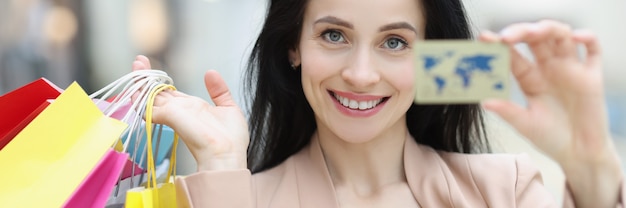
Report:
304,0,424,30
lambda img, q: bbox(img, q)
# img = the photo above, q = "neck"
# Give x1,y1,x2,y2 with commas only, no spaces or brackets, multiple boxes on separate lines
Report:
316,122,409,196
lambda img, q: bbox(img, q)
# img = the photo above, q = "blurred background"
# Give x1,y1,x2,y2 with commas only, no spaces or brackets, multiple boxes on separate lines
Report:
0,0,624,202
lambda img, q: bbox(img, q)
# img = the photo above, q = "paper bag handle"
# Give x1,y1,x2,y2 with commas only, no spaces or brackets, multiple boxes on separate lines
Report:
144,84,179,190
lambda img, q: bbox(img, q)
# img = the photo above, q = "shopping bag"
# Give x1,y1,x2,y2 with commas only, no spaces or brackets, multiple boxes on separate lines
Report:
63,149,129,208
0,78,62,149
124,125,175,169
90,70,176,182
126,84,179,208
94,99,146,179
106,159,173,206
90,69,173,155
90,70,177,180
0,82,128,207
86,70,177,207
121,158,145,180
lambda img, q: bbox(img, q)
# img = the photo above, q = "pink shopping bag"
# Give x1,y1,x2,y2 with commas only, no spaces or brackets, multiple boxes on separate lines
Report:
63,149,129,208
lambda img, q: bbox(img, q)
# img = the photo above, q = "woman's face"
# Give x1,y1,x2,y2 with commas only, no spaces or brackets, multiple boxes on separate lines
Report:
295,0,425,143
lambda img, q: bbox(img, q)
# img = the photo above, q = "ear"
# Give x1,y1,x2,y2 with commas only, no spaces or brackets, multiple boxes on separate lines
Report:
288,48,301,67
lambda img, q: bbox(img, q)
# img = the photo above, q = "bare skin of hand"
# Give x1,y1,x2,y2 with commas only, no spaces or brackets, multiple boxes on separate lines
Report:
132,55,249,171
480,20,623,208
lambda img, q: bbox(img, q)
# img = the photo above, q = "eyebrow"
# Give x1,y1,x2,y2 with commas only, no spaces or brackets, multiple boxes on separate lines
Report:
379,22,418,35
313,16,417,35
313,16,353,29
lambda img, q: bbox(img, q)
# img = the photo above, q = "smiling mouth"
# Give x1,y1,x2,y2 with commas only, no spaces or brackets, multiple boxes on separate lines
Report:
329,91,390,110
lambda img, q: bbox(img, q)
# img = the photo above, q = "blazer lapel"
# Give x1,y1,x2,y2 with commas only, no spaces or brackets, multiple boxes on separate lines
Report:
293,137,340,208
291,134,458,208
403,135,455,207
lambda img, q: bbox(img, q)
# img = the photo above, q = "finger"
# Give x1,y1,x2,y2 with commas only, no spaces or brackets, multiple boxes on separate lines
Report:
136,55,152,69
573,29,602,69
480,30,545,95
549,27,576,59
168,89,188,97
500,22,552,63
204,70,237,107
509,45,544,95
500,22,538,43
501,20,567,41
153,90,174,106
151,106,169,125
132,60,148,71
148,91,178,124
132,55,152,71
130,90,140,104
479,30,544,95
521,22,555,63
505,21,577,64
535,20,576,59
479,30,501,43
482,99,531,136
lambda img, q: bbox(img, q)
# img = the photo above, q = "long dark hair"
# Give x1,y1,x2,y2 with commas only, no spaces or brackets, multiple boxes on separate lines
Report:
245,0,490,173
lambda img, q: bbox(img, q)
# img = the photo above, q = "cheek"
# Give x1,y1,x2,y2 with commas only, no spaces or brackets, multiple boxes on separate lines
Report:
383,59,416,93
300,46,344,86
387,62,416,111
395,68,415,91
299,49,338,104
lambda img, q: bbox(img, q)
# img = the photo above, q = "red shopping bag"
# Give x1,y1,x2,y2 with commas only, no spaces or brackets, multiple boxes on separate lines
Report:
0,82,127,207
63,149,129,208
0,78,62,149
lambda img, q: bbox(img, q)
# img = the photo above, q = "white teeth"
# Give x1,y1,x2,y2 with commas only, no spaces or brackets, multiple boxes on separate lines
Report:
358,101,368,110
333,93,384,110
349,100,358,109
341,97,349,106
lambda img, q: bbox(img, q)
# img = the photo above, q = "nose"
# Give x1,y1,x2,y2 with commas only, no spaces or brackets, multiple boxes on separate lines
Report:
341,48,380,89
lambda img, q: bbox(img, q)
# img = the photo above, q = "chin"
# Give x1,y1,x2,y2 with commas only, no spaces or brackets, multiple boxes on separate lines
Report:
332,128,381,144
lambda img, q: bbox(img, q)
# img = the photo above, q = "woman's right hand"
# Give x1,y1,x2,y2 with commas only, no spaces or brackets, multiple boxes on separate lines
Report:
132,55,250,171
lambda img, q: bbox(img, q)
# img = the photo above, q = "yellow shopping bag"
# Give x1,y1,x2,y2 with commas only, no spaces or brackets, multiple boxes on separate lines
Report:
126,84,179,208
0,82,128,207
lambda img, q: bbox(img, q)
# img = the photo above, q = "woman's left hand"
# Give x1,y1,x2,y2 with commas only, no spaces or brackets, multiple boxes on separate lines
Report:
479,20,622,207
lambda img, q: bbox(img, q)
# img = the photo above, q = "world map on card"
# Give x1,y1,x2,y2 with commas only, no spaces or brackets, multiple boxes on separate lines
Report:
422,52,504,95
413,41,510,104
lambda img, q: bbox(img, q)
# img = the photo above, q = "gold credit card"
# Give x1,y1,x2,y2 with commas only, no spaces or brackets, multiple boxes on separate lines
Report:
414,41,511,104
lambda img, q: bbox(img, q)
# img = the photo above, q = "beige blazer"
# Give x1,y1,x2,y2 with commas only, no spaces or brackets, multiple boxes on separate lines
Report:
175,137,625,207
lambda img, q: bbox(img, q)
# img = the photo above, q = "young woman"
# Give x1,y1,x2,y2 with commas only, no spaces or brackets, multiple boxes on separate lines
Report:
132,0,624,207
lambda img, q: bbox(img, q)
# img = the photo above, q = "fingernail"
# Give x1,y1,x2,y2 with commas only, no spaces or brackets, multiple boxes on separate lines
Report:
482,30,496,36
480,99,497,109
499,28,512,37
529,24,541,32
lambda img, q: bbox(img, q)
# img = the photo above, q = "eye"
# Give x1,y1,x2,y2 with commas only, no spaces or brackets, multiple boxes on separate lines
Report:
382,37,408,51
322,30,346,43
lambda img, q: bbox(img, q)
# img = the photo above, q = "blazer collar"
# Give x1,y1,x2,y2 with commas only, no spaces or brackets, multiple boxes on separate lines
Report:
293,134,453,208
293,136,341,208
403,134,455,207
